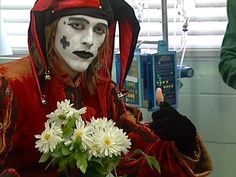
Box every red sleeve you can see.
[0,168,20,177]
[0,75,17,165]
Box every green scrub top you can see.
[219,0,236,89]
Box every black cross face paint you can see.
[60,35,70,49]
[54,15,108,72]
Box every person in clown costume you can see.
[0,0,212,176]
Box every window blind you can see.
[126,0,227,53]
[0,0,33,56]
[0,0,227,56]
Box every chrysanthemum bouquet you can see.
[35,99,131,177]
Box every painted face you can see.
[54,15,108,72]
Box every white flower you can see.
[35,121,63,153]
[35,98,133,175]
[88,117,116,130]
[70,120,93,150]
[87,142,100,159]
[57,99,74,110]
[76,107,87,115]
[69,107,87,121]
[46,99,74,125]
[93,119,131,158]
[46,99,87,126]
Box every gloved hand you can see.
[149,88,197,156]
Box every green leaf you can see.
[102,156,120,172]
[92,156,118,175]
[146,156,161,174]
[63,117,76,137]
[66,153,76,168]
[58,158,68,171]
[75,152,88,174]
[39,153,50,163]
[110,156,120,164]
[67,117,76,127]
[73,137,82,149]
[62,144,71,156]
[94,165,108,175]
[51,145,63,158]
[63,128,73,138]
[133,149,145,155]
[58,114,66,120]
[89,157,104,166]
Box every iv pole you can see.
[161,0,169,48]
[158,0,169,53]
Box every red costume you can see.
[0,0,212,177]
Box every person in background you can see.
[0,0,212,176]
[219,0,236,88]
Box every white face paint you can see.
[54,15,108,72]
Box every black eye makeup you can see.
[67,21,85,30]
[67,17,88,30]
[94,24,108,35]
[66,17,108,34]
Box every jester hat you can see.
[28,0,140,103]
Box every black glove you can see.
[149,101,197,156]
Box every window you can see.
[0,0,227,57]
[126,0,227,53]
[0,0,34,56]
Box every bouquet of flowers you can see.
[35,99,131,177]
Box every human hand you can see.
[155,87,164,104]
[149,88,197,156]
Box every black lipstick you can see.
[73,51,94,59]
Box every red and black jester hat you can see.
[28,0,140,103]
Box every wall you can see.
[0,57,18,63]
[176,50,236,177]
